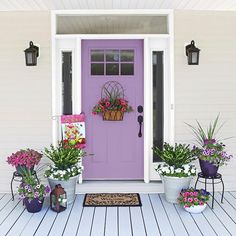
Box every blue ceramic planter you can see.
[24,197,44,213]
[199,159,219,177]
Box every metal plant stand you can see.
[194,172,224,209]
[10,171,39,200]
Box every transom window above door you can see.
[90,49,134,76]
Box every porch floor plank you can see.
[33,206,58,236]
[208,193,236,235]
[20,206,50,236]
[175,204,202,236]
[118,207,132,236]
[149,194,175,236]
[105,207,118,236]
[130,206,147,236]
[90,207,106,236]
[62,195,84,236]
[159,194,188,236]
[202,205,231,236]
[76,206,95,236]
[0,193,235,235]
[139,194,160,236]
[48,202,74,236]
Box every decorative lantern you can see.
[185,40,200,65]
[24,41,39,66]
[50,184,67,213]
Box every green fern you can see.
[153,143,196,168]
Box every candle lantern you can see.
[50,184,67,213]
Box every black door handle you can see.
[138,115,143,137]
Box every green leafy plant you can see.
[44,141,86,180]
[153,143,197,168]
[18,170,50,201]
[186,114,222,145]
[44,141,85,170]
[153,143,197,177]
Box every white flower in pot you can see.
[153,143,197,203]
[44,141,86,205]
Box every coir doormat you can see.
[83,193,142,207]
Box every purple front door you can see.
[82,40,144,179]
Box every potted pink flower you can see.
[178,188,210,213]
[7,149,42,175]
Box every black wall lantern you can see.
[185,40,200,65]
[24,41,39,66]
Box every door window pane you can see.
[121,63,134,75]
[153,51,164,162]
[62,52,72,115]
[91,63,104,75]
[91,50,104,62]
[121,50,134,62]
[106,63,119,75]
[106,50,119,62]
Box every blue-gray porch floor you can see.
[0,192,236,236]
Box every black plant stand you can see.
[194,172,224,209]
[10,171,39,201]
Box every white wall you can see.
[0,11,51,192]
[174,10,236,190]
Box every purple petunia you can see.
[45,186,51,193]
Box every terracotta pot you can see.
[102,110,124,121]
[199,159,219,177]
[24,197,44,213]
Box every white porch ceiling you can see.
[1,0,236,11]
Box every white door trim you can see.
[51,10,174,183]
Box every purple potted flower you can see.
[7,149,42,175]
[18,171,50,213]
[187,115,233,177]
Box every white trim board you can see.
[51,10,174,183]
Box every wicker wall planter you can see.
[103,110,124,121]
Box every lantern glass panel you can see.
[26,52,33,65]
[191,52,198,64]
[51,193,67,212]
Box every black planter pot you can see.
[199,159,219,177]
[24,197,44,213]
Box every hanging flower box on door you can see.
[92,81,133,121]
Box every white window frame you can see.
[51,10,174,183]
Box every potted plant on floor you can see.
[187,115,233,177]
[44,141,86,205]
[7,149,42,175]
[18,170,50,213]
[153,143,197,203]
[178,188,210,213]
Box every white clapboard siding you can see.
[0,11,52,193]
[174,10,236,191]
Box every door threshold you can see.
[76,180,163,194]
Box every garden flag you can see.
[61,114,86,149]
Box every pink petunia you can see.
[188,198,193,203]
[194,198,199,202]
